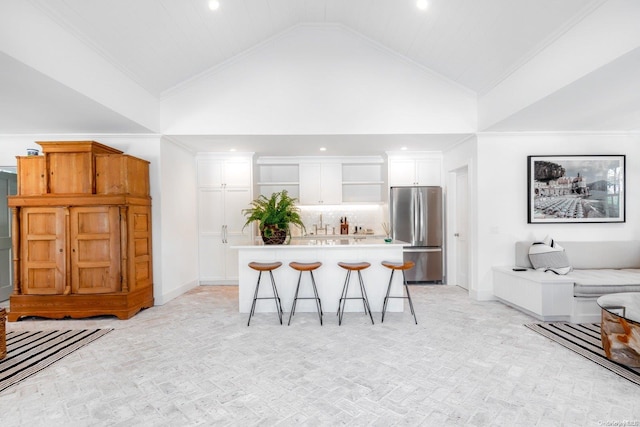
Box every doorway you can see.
[451,167,469,290]
[0,169,17,302]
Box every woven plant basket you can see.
[0,308,6,360]
[261,227,287,245]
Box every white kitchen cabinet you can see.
[197,155,253,283]
[299,163,342,204]
[198,157,252,188]
[256,163,299,198]
[388,156,442,187]
[342,163,385,203]
[256,156,384,204]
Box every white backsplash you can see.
[293,204,388,237]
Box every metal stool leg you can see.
[338,270,352,325]
[269,270,283,324]
[357,271,368,315]
[309,271,323,325]
[381,269,395,323]
[247,271,263,326]
[337,270,351,316]
[287,271,303,326]
[402,271,418,325]
[358,271,375,325]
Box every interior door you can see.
[455,169,469,290]
[0,171,17,301]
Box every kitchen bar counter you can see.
[234,239,407,315]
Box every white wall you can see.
[161,24,477,135]
[474,132,640,299]
[156,138,198,303]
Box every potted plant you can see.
[242,190,306,244]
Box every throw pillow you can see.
[528,236,573,275]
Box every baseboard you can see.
[155,279,198,305]
[199,280,238,286]
[471,289,496,301]
[496,297,570,322]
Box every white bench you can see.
[493,241,640,323]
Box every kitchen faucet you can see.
[313,214,327,235]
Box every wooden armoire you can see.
[7,141,154,321]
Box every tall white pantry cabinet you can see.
[197,155,253,283]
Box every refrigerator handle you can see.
[413,190,419,246]
[418,189,424,242]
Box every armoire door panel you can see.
[129,206,152,290]
[70,206,120,294]
[48,152,93,194]
[135,260,150,282]
[17,156,46,195]
[20,207,65,295]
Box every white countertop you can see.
[232,238,407,249]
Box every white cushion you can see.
[515,241,640,269]
[569,269,640,296]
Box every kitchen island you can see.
[234,238,407,315]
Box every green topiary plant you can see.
[242,190,305,244]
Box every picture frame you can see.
[527,155,625,223]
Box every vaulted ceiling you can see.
[1,0,639,154]
[29,0,598,96]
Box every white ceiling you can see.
[2,0,639,156]
[485,46,640,133]
[166,133,471,156]
[0,52,149,134]
[31,0,598,97]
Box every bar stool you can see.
[247,261,283,326]
[381,261,418,324]
[337,262,374,325]
[288,261,323,325]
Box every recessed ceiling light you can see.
[229,148,236,152]
[401,146,408,151]
[320,147,327,152]
[416,0,428,11]
[208,0,220,11]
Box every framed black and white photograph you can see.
[528,155,625,223]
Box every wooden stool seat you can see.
[381,260,415,271]
[337,262,374,325]
[338,262,371,271]
[289,261,322,271]
[247,261,283,326]
[249,261,283,272]
[381,260,418,324]
[288,261,323,325]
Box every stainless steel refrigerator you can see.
[390,186,443,283]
